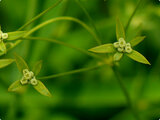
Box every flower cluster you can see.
[113,38,132,53]
[0,31,8,41]
[20,69,38,86]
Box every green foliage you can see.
[8,54,52,97]
[7,31,26,41]
[88,44,116,53]
[116,18,126,40]
[0,0,158,119]
[0,59,15,68]
[130,36,146,47]
[126,50,151,65]
[89,18,150,65]
[32,60,43,76]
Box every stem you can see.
[74,0,101,45]
[22,37,104,61]
[18,0,63,30]
[23,16,101,45]
[125,0,143,33]
[39,63,103,80]
[112,66,140,120]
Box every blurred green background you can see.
[0,0,160,119]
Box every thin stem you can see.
[23,16,101,45]
[112,66,140,120]
[125,0,143,33]
[18,0,63,30]
[39,63,103,80]
[22,37,105,61]
[74,0,102,45]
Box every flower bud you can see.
[30,77,38,86]
[2,33,8,39]
[118,47,124,52]
[20,77,28,85]
[23,69,29,74]
[113,42,120,48]
[118,38,126,48]
[126,43,131,47]
[125,46,132,53]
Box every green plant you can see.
[0,0,152,119]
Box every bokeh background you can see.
[0,0,160,119]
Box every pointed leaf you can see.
[8,80,27,93]
[113,52,123,61]
[116,18,125,40]
[0,59,15,68]
[33,80,52,97]
[32,60,42,76]
[130,36,146,47]
[0,41,6,54]
[89,44,116,53]
[14,53,29,73]
[126,50,150,65]
[7,31,26,41]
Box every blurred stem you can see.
[18,0,63,30]
[39,63,104,80]
[125,0,143,33]
[22,37,104,61]
[112,66,140,120]
[74,0,101,45]
[23,17,101,45]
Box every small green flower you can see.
[88,18,150,65]
[113,42,119,48]
[20,77,28,85]
[30,77,38,86]
[118,38,126,48]
[0,26,26,56]
[8,54,52,97]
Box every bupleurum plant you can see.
[8,54,51,97]
[89,18,150,65]
[0,0,151,119]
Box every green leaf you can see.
[0,41,6,54]
[8,80,27,93]
[32,60,42,76]
[113,52,123,61]
[14,53,29,73]
[126,50,151,65]
[7,31,26,41]
[89,44,116,53]
[33,80,52,97]
[0,59,15,68]
[130,36,146,47]
[116,18,125,40]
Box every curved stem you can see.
[22,37,104,61]
[39,63,104,80]
[74,0,101,44]
[18,0,63,30]
[112,66,140,120]
[125,0,143,33]
[23,16,101,45]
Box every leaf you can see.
[126,50,151,65]
[113,52,123,61]
[130,36,146,47]
[116,18,125,40]
[33,80,52,97]
[14,53,29,73]
[32,60,42,76]
[0,59,15,68]
[8,80,27,93]
[0,41,6,54]
[89,44,116,53]
[7,31,26,41]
